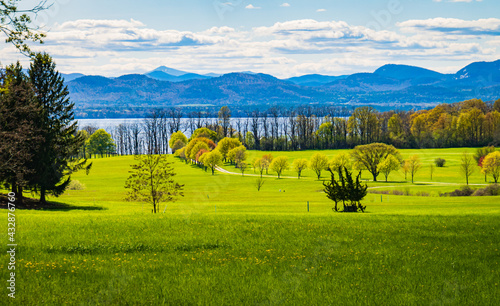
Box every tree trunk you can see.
[40,188,47,204]
[17,186,23,205]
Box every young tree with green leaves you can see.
[351,143,401,182]
[292,158,308,179]
[481,151,500,183]
[460,152,475,185]
[270,156,289,179]
[201,150,223,175]
[309,152,329,180]
[377,155,401,182]
[125,154,184,213]
[169,131,188,154]
[87,129,116,158]
[404,155,421,184]
[29,53,91,204]
[329,152,351,174]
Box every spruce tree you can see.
[0,62,41,204]
[28,53,91,204]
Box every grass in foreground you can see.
[1,148,499,305]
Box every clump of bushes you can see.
[435,158,446,167]
[440,186,474,197]
[472,184,500,196]
[368,189,430,197]
[440,184,500,197]
[67,180,85,190]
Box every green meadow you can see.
[2,148,500,305]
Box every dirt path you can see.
[215,166,489,188]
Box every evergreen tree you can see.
[28,53,91,204]
[0,62,41,204]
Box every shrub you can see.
[391,190,404,196]
[415,191,430,197]
[472,184,500,196]
[68,180,85,190]
[442,186,475,197]
[435,158,446,167]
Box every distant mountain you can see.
[61,73,86,82]
[286,74,348,87]
[145,71,211,82]
[147,66,190,77]
[455,59,500,84]
[374,64,446,81]
[67,60,500,118]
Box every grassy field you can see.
[2,148,500,305]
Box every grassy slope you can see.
[2,148,500,305]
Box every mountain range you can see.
[66,60,500,118]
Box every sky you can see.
[2,0,500,78]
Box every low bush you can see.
[68,180,85,190]
[472,184,500,196]
[435,158,446,167]
[441,186,475,197]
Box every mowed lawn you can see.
[2,148,500,305]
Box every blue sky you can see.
[3,0,500,77]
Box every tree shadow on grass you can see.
[0,194,106,211]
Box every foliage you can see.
[0,62,41,202]
[434,158,446,167]
[481,151,500,183]
[227,145,247,165]
[189,127,218,142]
[404,155,421,184]
[459,152,475,185]
[28,53,91,203]
[270,156,289,179]
[323,167,367,212]
[472,184,500,196]
[328,152,351,173]
[254,177,265,191]
[377,155,401,182]
[441,186,475,197]
[201,150,223,175]
[261,154,273,174]
[217,137,242,161]
[67,180,85,190]
[87,129,116,157]
[351,143,401,182]
[169,131,188,153]
[309,152,329,180]
[125,154,184,213]
[0,0,47,55]
[292,158,308,179]
[189,142,210,161]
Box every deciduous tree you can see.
[292,158,308,179]
[377,155,401,182]
[309,152,329,180]
[87,129,116,158]
[125,154,184,213]
[481,151,500,183]
[351,143,401,182]
[270,156,289,179]
[460,152,475,185]
[404,155,421,184]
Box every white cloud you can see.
[398,18,500,36]
[316,9,326,12]
[280,3,290,7]
[2,17,497,78]
[245,4,261,10]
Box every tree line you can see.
[94,99,500,157]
